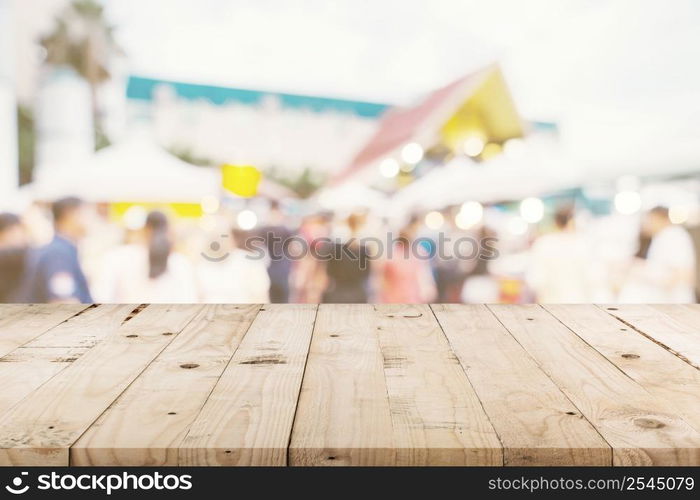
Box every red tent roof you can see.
[333,67,493,184]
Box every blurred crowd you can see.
[0,197,696,304]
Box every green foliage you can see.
[95,125,111,151]
[167,147,214,167]
[266,166,326,199]
[40,0,123,149]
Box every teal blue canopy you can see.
[126,76,390,119]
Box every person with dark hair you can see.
[526,204,592,302]
[144,211,172,279]
[460,225,500,303]
[620,206,695,302]
[93,210,197,302]
[0,213,30,302]
[321,212,371,303]
[258,201,294,303]
[23,197,93,303]
[434,206,470,302]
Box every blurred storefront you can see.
[125,75,390,176]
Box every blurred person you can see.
[292,212,331,302]
[614,231,652,300]
[0,213,30,303]
[81,202,124,288]
[433,207,470,302]
[199,228,270,303]
[526,205,592,303]
[258,200,293,303]
[379,215,436,303]
[23,197,93,303]
[321,212,371,303]
[94,210,197,303]
[461,225,500,303]
[619,206,696,303]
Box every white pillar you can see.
[0,0,19,205]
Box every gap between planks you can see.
[544,305,700,436]
[1,304,699,466]
[489,304,700,466]
[0,305,204,465]
[71,304,264,465]
[599,304,700,370]
[431,304,611,465]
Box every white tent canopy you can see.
[313,182,388,213]
[29,134,219,204]
[389,147,578,216]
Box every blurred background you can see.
[2,0,700,304]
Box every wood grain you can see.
[375,304,501,465]
[0,304,698,466]
[0,305,32,323]
[602,304,700,369]
[24,304,138,349]
[0,304,203,465]
[546,304,700,434]
[179,304,316,466]
[0,304,88,358]
[0,347,89,416]
[289,304,395,465]
[291,304,502,465]
[0,304,135,417]
[433,304,610,465]
[490,304,700,465]
[71,304,261,465]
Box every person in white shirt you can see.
[94,211,198,303]
[198,228,270,303]
[527,205,592,303]
[620,206,696,303]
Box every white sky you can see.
[12,0,700,176]
[104,0,700,119]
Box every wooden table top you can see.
[0,303,698,467]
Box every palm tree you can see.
[40,0,123,148]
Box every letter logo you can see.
[5,472,29,495]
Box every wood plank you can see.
[601,304,700,369]
[373,304,501,465]
[290,304,501,465]
[653,303,700,328]
[0,304,88,358]
[71,304,261,466]
[0,304,32,322]
[0,305,137,417]
[489,304,700,465]
[0,304,203,466]
[0,347,89,416]
[433,304,610,465]
[289,304,395,466]
[179,304,316,466]
[546,305,700,435]
[24,304,139,349]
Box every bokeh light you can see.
[519,197,544,223]
[236,209,258,230]
[614,191,642,215]
[379,158,400,178]
[401,142,424,164]
[455,201,483,229]
[424,210,444,230]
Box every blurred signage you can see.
[221,164,262,197]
